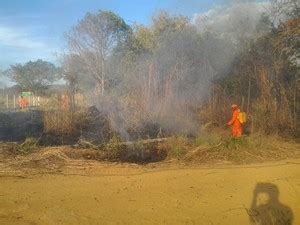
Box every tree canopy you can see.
[8,59,58,93]
[65,10,131,96]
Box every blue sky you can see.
[0,0,225,69]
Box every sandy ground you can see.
[0,156,299,225]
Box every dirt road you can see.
[1,159,299,225]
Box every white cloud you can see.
[0,23,61,69]
[0,25,47,49]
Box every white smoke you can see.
[192,1,271,41]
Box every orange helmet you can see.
[231,104,238,108]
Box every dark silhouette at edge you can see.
[248,182,293,225]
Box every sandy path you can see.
[0,160,299,225]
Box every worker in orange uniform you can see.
[19,96,28,110]
[227,104,242,137]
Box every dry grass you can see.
[43,110,87,135]
[183,132,300,164]
[1,128,298,166]
[161,136,192,159]
[68,131,300,164]
[0,138,39,156]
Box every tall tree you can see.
[0,70,5,88]
[8,59,58,94]
[66,10,130,96]
[61,54,81,111]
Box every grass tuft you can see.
[17,138,39,154]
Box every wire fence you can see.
[0,93,87,113]
[0,94,40,112]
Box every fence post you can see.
[13,95,16,109]
[6,94,8,108]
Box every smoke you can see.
[88,28,232,139]
[192,1,270,42]
[70,2,270,140]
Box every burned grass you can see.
[76,136,168,164]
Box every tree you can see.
[61,54,81,111]
[0,70,5,89]
[66,10,130,96]
[274,17,300,65]
[126,11,188,55]
[152,11,188,38]
[115,12,227,133]
[8,59,58,94]
[271,0,300,21]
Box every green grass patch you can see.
[17,138,39,154]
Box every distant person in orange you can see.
[227,104,242,137]
[61,94,70,111]
[19,96,28,110]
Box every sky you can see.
[0,0,227,70]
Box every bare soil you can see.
[0,146,299,225]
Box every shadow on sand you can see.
[248,182,293,225]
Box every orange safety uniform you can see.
[19,97,28,109]
[227,107,242,137]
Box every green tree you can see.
[8,59,58,94]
